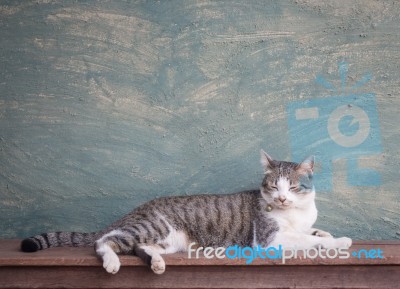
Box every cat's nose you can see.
[278,196,286,203]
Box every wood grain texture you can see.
[1,240,400,267]
[0,1,399,241]
[1,266,400,289]
[0,240,400,288]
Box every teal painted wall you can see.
[0,0,399,240]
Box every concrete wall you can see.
[0,0,399,240]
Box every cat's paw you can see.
[334,237,352,249]
[103,252,121,274]
[151,255,166,274]
[321,236,352,249]
[312,229,333,238]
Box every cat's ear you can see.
[297,155,315,174]
[260,149,274,173]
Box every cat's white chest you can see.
[269,204,317,233]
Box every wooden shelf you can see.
[1,240,399,288]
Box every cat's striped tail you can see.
[21,232,100,252]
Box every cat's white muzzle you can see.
[275,200,293,209]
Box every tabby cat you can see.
[21,150,352,274]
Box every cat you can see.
[21,150,352,274]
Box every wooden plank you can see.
[1,240,400,266]
[0,265,399,289]
[1,240,400,288]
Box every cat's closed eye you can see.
[300,184,311,191]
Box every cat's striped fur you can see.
[21,150,352,274]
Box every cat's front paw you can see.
[335,237,352,249]
[151,255,166,274]
[321,236,352,249]
[103,252,121,274]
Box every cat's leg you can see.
[134,230,188,275]
[309,228,333,238]
[137,245,166,274]
[96,242,120,274]
[271,231,352,250]
[94,230,134,274]
[133,216,189,274]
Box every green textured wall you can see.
[0,0,399,240]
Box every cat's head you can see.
[260,150,315,210]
